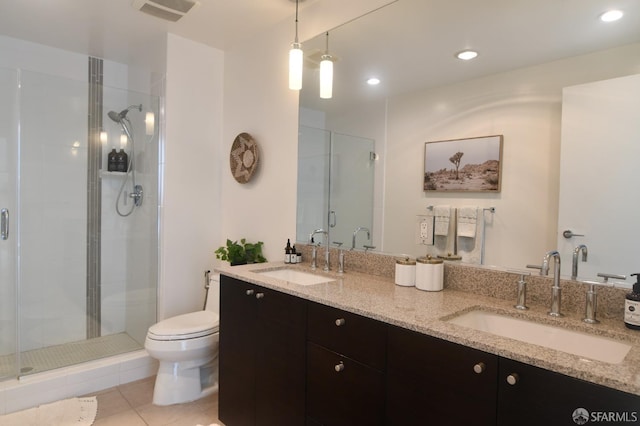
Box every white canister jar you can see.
[415,256,444,291]
[395,257,416,287]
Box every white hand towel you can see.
[434,205,450,236]
[457,206,478,238]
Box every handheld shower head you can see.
[108,110,122,123]
[107,104,143,123]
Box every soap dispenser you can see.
[107,148,118,172]
[116,149,129,172]
[624,273,640,330]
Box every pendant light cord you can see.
[294,0,299,43]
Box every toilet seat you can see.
[147,310,219,341]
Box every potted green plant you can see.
[215,238,267,266]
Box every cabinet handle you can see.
[473,362,486,374]
[334,361,345,372]
[335,318,346,326]
[506,373,519,385]
[255,292,265,299]
[246,289,255,296]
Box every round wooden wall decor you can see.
[230,132,259,184]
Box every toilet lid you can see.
[147,310,219,341]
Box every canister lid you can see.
[417,255,443,264]
[396,257,416,265]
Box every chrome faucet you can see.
[309,229,330,271]
[583,272,626,323]
[351,227,370,250]
[571,244,588,280]
[540,250,563,317]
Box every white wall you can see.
[161,34,224,319]
[382,43,640,270]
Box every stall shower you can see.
[0,60,159,381]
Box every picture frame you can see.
[424,135,503,192]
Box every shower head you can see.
[107,104,143,123]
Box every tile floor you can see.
[88,376,224,426]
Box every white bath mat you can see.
[0,396,97,426]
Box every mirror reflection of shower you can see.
[107,104,144,217]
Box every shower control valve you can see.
[129,184,144,207]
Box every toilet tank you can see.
[204,273,220,314]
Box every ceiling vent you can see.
[132,0,199,22]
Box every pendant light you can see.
[289,0,303,90]
[319,32,333,99]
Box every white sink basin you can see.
[256,268,335,286]
[447,310,631,364]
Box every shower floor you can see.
[0,332,142,379]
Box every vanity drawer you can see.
[307,302,387,370]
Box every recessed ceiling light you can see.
[367,77,381,85]
[456,50,478,60]
[600,10,624,22]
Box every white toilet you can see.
[144,273,220,405]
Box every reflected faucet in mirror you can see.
[541,250,563,317]
[352,227,370,250]
[572,244,588,280]
[310,229,329,271]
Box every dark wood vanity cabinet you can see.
[219,276,640,426]
[386,325,499,425]
[219,275,307,426]
[306,302,387,426]
[497,357,640,426]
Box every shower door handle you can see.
[1,208,8,240]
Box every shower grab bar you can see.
[1,208,8,240]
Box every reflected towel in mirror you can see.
[434,205,450,236]
[458,206,478,238]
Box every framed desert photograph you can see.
[424,135,503,192]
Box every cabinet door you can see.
[498,357,640,426]
[219,275,257,426]
[255,287,307,426]
[386,326,498,425]
[307,342,385,426]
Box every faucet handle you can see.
[525,264,543,271]
[333,241,343,247]
[363,245,376,252]
[506,268,531,276]
[580,279,604,324]
[508,269,529,310]
[596,272,626,283]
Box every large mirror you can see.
[297,0,640,279]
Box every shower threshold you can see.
[0,332,142,379]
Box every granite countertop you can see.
[216,261,640,396]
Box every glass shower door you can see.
[0,67,18,380]
[296,126,375,249]
[328,133,375,250]
[296,126,331,244]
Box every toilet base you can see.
[152,357,219,406]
